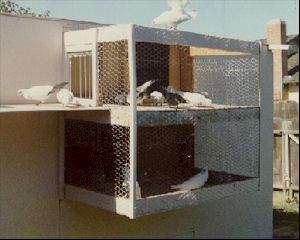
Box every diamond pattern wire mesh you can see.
[194,108,260,178]
[137,124,195,197]
[98,40,129,105]
[193,56,259,106]
[137,107,259,196]
[65,120,130,198]
[98,41,194,106]
[66,39,260,201]
[135,42,193,93]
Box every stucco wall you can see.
[0,112,60,238]
[0,14,273,239]
[0,111,272,238]
[0,14,102,105]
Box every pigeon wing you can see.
[48,82,69,95]
[27,86,54,101]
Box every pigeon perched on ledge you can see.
[115,80,157,105]
[17,82,69,105]
[167,86,212,106]
[57,89,74,107]
[171,166,209,191]
[122,166,142,198]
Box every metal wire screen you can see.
[137,124,195,197]
[98,40,129,104]
[66,38,260,201]
[65,120,130,198]
[98,41,195,106]
[137,107,259,197]
[193,56,259,106]
[194,108,260,178]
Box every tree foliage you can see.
[0,0,50,17]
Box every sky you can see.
[14,0,299,41]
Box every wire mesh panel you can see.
[137,124,195,198]
[135,42,193,94]
[98,40,129,104]
[195,108,260,178]
[65,119,131,198]
[193,56,259,106]
[136,107,259,197]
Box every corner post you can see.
[128,24,137,219]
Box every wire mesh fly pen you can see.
[63,24,267,218]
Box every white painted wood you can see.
[289,134,299,145]
[128,24,137,219]
[135,178,259,217]
[92,28,100,106]
[0,104,109,113]
[258,43,273,232]
[284,133,290,190]
[64,44,93,53]
[64,28,96,46]
[70,24,259,53]
[65,185,132,217]
[133,25,260,54]
[268,44,290,50]
[97,24,131,42]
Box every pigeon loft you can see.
[62,24,270,219]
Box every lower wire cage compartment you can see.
[64,107,260,218]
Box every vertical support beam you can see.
[92,28,99,106]
[83,54,88,98]
[58,112,65,200]
[281,132,287,195]
[259,43,273,236]
[169,46,181,90]
[284,132,290,197]
[128,24,137,219]
[282,120,292,199]
[179,46,193,92]
[79,56,82,98]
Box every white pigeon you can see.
[122,166,142,198]
[56,89,74,107]
[125,80,157,105]
[17,82,69,105]
[153,0,197,30]
[168,86,212,105]
[171,166,209,191]
[150,91,165,105]
[136,80,156,94]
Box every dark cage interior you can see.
[98,41,193,105]
[65,120,197,198]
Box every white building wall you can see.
[0,14,273,239]
[0,14,102,105]
[0,15,65,104]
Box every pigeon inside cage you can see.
[65,119,254,199]
[98,39,259,108]
[98,40,214,107]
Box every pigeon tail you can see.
[53,82,69,90]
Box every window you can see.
[68,52,93,99]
